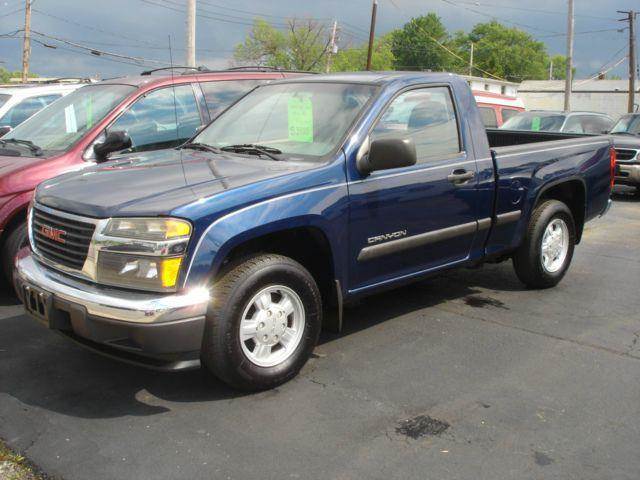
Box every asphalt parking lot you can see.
[1,190,639,480]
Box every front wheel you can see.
[201,254,322,391]
[2,220,28,291]
[512,200,576,289]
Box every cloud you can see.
[0,0,635,79]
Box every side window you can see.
[200,80,266,118]
[501,108,520,123]
[0,94,61,128]
[109,84,201,152]
[563,116,584,133]
[371,86,460,163]
[582,116,613,134]
[478,106,498,128]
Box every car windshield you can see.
[0,93,10,110]
[611,115,640,135]
[2,84,136,152]
[501,112,567,132]
[194,82,377,160]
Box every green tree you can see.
[233,19,329,71]
[330,34,395,72]
[0,67,37,83]
[390,14,456,71]
[465,21,548,81]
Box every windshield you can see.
[0,94,61,128]
[194,82,377,160]
[3,84,136,152]
[0,93,10,110]
[501,112,566,132]
[611,115,640,135]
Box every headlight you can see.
[96,217,192,292]
[103,217,191,241]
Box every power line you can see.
[0,6,23,18]
[440,0,562,35]
[31,8,162,47]
[30,30,169,65]
[449,1,619,21]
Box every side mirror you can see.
[93,130,132,162]
[357,137,417,175]
[0,126,12,137]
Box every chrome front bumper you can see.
[15,249,209,324]
[14,249,210,370]
[615,163,640,186]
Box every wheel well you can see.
[217,227,338,316]
[538,180,586,242]
[0,207,27,250]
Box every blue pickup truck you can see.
[15,72,615,390]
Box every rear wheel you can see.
[201,254,322,391]
[512,200,576,289]
[1,220,28,291]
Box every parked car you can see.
[0,67,309,285]
[611,113,640,136]
[501,110,614,134]
[473,90,525,127]
[0,81,87,135]
[15,72,615,390]
[609,114,640,194]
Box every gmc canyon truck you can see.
[15,72,615,391]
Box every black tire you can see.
[512,200,576,289]
[2,220,28,291]
[201,254,322,391]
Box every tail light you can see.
[610,147,616,188]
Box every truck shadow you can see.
[611,186,639,202]
[321,262,521,343]
[0,263,524,420]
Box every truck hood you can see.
[36,149,315,218]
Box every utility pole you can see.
[366,0,378,71]
[549,59,553,80]
[468,42,474,76]
[21,0,32,83]
[185,0,196,67]
[618,10,637,113]
[564,0,574,111]
[326,21,338,73]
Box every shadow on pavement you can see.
[1,257,526,420]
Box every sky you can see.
[0,0,637,81]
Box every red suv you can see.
[0,68,307,285]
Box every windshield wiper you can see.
[610,131,636,136]
[221,144,283,161]
[179,142,221,153]
[0,138,43,156]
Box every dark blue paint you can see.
[36,72,613,301]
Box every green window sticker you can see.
[288,96,313,143]
[531,116,541,131]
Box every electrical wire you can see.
[30,30,169,65]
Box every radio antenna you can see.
[168,35,180,146]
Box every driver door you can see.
[348,86,480,291]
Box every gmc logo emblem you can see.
[40,225,67,244]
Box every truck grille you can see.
[32,207,96,270]
[614,148,638,163]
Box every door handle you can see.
[447,169,475,185]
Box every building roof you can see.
[519,79,640,93]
